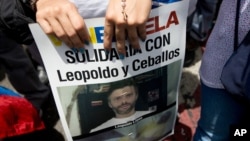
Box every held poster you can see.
[29,1,189,140]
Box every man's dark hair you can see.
[106,78,138,98]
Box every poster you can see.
[29,1,189,140]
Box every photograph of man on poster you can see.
[90,78,152,133]
[58,65,176,137]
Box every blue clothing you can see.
[194,1,250,140]
[0,86,20,97]
[153,0,181,3]
[193,82,250,141]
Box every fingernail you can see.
[71,48,78,53]
[79,48,85,53]
[84,40,89,45]
[119,54,125,60]
[141,37,147,42]
[105,50,110,55]
[135,48,141,52]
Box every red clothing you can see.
[0,95,44,139]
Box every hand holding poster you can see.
[29,1,189,140]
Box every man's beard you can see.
[116,102,134,115]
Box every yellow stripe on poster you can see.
[89,27,97,44]
[48,35,62,47]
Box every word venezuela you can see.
[57,11,181,83]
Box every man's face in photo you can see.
[108,85,138,118]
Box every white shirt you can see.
[90,111,151,132]
[68,0,190,18]
[69,0,109,18]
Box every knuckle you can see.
[128,19,145,26]
[74,22,85,32]
[55,30,65,39]
[105,14,115,22]
[44,29,53,35]
[105,14,112,20]
[116,21,126,27]
[52,6,61,14]
[127,21,137,26]
[67,30,77,38]
[104,30,113,39]
[36,12,43,19]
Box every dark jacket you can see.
[0,0,36,44]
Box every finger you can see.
[137,23,147,41]
[115,24,126,55]
[36,10,54,34]
[104,19,115,51]
[37,18,72,47]
[37,19,53,35]
[68,9,90,47]
[127,26,140,49]
[47,17,73,47]
[57,14,85,48]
